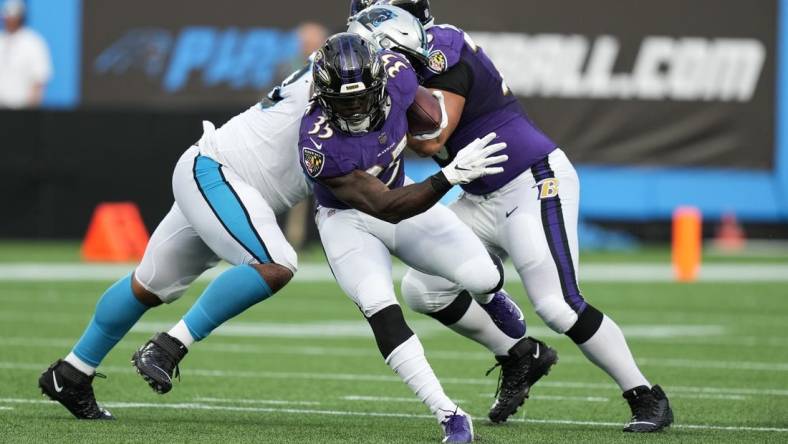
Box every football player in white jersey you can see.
[38,65,315,420]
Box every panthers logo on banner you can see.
[428,50,447,73]
[302,148,325,177]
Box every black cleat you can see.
[132,332,188,394]
[623,384,674,432]
[38,360,113,420]
[487,337,558,424]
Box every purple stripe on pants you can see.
[533,157,587,314]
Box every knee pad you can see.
[133,267,190,304]
[488,252,505,293]
[455,255,502,295]
[365,304,415,359]
[534,297,579,333]
[354,275,398,318]
[272,243,298,275]
[401,271,471,326]
[400,271,429,314]
[400,270,459,315]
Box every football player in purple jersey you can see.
[299,27,516,442]
[350,0,673,432]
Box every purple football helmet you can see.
[312,32,387,135]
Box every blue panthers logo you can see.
[93,27,300,93]
[356,7,397,28]
[94,29,173,77]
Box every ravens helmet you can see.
[312,33,387,135]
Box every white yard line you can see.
[129,322,725,341]
[671,393,749,401]
[341,395,468,404]
[3,361,788,398]
[193,397,320,406]
[0,319,728,342]
[131,320,448,339]
[479,392,747,401]
[477,394,611,403]
[0,397,785,433]
[638,357,788,372]
[536,380,788,397]
[7,334,788,374]
[2,262,788,282]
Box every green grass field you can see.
[1,259,788,444]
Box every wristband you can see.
[429,171,453,194]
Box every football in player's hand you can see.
[407,87,442,137]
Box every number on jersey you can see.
[381,54,409,78]
[308,115,334,139]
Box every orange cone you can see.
[714,212,746,252]
[672,206,702,282]
[81,202,150,262]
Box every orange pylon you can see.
[81,202,149,262]
[672,207,702,282]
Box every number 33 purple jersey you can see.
[300,50,418,210]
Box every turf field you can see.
[1,254,787,443]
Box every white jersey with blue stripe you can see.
[198,66,313,216]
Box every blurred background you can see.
[2,0,786,262]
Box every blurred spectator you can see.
[297,22,329,58]
[277,22,328,78]
[0,0,52,109]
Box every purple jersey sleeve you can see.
[425,25,465,75]
[299,109,358,180]
[379,50,419,110]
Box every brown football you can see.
[407,86,442,136]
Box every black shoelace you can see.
[485,363,505,398]
[486,359,529,399]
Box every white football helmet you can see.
[348,5,430,66]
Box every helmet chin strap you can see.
[344,116,373,134]
[340,97,391,135]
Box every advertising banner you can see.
[80,0,776,169]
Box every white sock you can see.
[448,300,521,356]
[386,335,458,422]
[577,315,650,391]
[64,352,96,376]
[168,319,196,348]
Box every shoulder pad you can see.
[299,111,356,179]
[426,24,466,74]
[380,51,418,108]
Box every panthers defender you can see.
[301,28,518,442]
[37,65,314,419]
[352,0,673,432]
